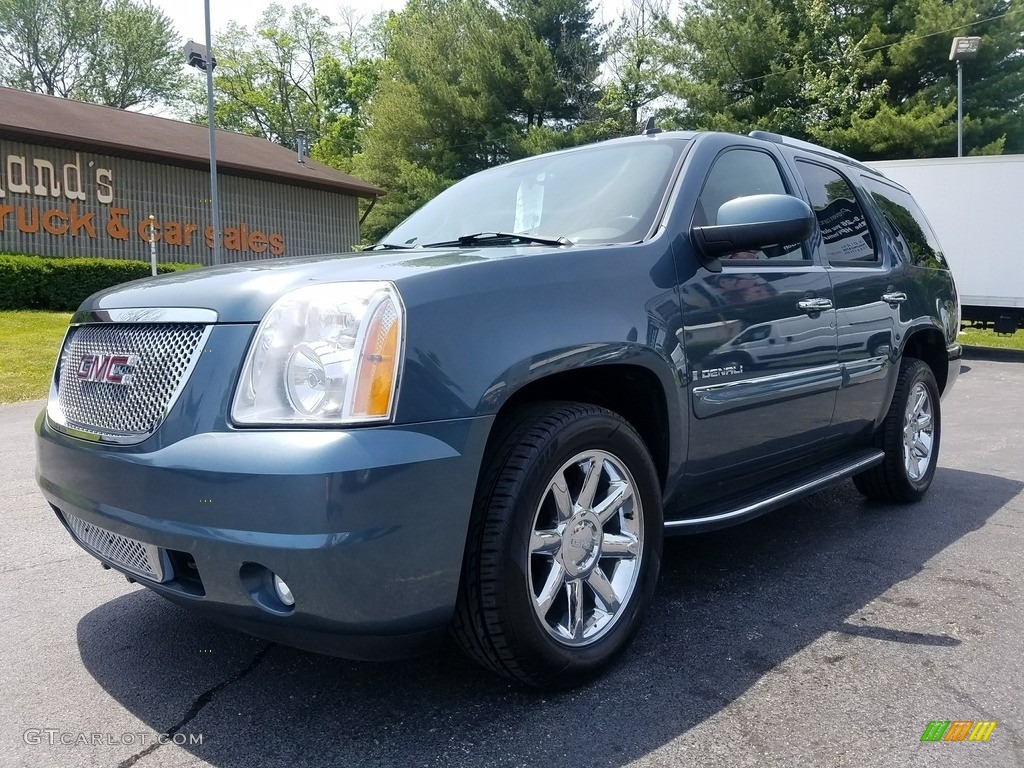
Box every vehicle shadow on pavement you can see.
[76,467,1021,768]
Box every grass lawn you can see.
[0,311,71,403]
[958,326,1024,351]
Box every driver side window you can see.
[696,149,807,261]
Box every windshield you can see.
[381,139,687,248]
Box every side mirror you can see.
[691,194,815,272]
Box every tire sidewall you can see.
[496,411,663,683]
[895,361,942,497]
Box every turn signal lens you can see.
[351,296,401,418]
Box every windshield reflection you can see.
[382,139,687,248]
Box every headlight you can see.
[231,282,404,425]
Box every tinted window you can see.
[861,176,948,269]
[696,149,806,261]
[795,161,877,263]
[383,140,686,247]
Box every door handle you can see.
[797,297,833,314]
[882,291,908,306]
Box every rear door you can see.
[790,158,902,437]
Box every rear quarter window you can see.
[861,176,949,269]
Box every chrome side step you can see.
[665,449,885,532]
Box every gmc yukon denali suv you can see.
[35,130,961,688]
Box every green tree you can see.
[355,0,521,240]
[813,0,1024,157]
[502,0,607,125]
[660,0,1024,158]
[196,3,381,169]
[600,0,672,134]
[0,0,184,109]
[660,0,807,135]
[310,54,381,167]
[198,4,334,148]
[353,0,613,241]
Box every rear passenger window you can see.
[795,161,877,264]
[861,176,948,269]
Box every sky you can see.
[157,0,403,43]
[154,0,628,46]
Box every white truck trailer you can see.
[869,155,1024,334]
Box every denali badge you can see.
[76,354,139,386]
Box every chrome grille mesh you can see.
[52,323,207,443]
[64,512,167,582]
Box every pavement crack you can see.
[0,554,87,575]
[116,643,274,768]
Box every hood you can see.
[79,246,561,323]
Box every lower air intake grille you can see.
[63,512,167,582]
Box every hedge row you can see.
[0,254,201,312]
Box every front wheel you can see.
[854,358,941,503]
[452,403,663,688]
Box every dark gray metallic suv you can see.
[35,130,961,688]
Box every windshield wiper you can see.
[422,232,572,248]
[367,242,419,250]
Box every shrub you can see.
[0,254,200,311]
[0,255,46,311]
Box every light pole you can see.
[949,36,982,158]
[184,6,222,266]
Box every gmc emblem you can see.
[76,354,139,386]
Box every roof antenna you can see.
[641,117,662,136]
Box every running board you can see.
[664,449,885,533]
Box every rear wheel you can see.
[452,402,663,688]
[854,358,941,503]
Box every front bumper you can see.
[36,411,493,660]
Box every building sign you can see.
[0,146,285,256]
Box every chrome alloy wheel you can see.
[903,381,935,482]
[528,449,644,647]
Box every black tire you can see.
[854,358,941,503]
[451,402,663,688]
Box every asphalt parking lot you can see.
[1,356,1022,768]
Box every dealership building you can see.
[0,87,381,264]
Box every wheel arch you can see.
[489,362,677,490]
[901,324,950,394]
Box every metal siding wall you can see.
[0,139,361,263]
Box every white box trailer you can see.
[868,155,1024,333]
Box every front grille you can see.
[49,323,209,444]
[63,512,168,582]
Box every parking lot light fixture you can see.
[949,36,982,158]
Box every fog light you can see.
[272,574,295,606]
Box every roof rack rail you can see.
[748,130,882,175]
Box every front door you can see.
[678,144,840,503]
